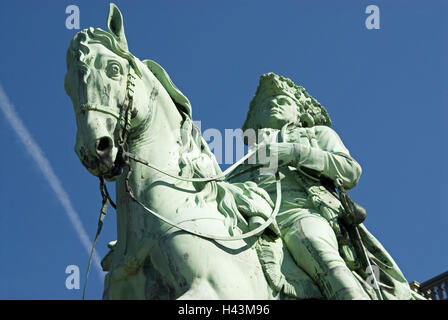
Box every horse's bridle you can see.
[76,104,121,120]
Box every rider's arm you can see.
[292,126,362,190]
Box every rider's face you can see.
[253,95,300,130]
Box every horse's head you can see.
[64,4,145,180]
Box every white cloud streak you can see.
[0,84,104,281]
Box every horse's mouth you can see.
[103,161,125,181]
[78,144,123,180]
[81,154,123,181]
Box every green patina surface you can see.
[64,3,422,300]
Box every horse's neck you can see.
[127,68,185,175]
[129,77,197,199]
[114,77,198,250]
[133,98,181,168]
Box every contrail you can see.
[0,84,104,281]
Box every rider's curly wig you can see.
[242,73,331,133]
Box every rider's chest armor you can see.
[281,125,318,147]
[283,126,344,217]
[243,126,359,269]
[238,126,342,216]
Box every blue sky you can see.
[0,0,447,299]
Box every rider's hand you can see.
[256,143,299,169]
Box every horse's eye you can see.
[106,62,122,79]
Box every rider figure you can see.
[232,73,412,300]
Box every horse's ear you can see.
[107,3,128,51]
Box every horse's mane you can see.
[66,28,274,236]
[66,28,141,77]
[144,61,276,236]
[141,55,274,236]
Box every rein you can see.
[122,145,281,241]
[82,177,114,300]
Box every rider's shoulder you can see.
[312,125,340,138]
[286,125,338,137]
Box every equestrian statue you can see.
[64,3,422,300]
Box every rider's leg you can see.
[282,214,370,300]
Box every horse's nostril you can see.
[97,137,111,152]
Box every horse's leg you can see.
[177,278,219,300]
